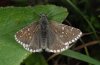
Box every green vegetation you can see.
[0,0,100,65]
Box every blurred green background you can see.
[0,0,100,65]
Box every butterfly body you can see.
[15,14,82,53]
[39,14,49,49]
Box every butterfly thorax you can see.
[39,14,48,48]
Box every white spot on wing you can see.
[28,28,30,31]
[62,27,64,30]
[61,48,65,51]
[71,27,73,31]
[68,41,71,44]
[62,32,64,34]
[30,49,33,52]
[57,50,60,52]
[65,42,68,45]
[72,39,75,42]
[66,46,69,49]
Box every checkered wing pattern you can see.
[46,21,82,53]
[15,22,42,52]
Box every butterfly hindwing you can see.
[15,14,82,53]
[15,22,42,52]
[46,21,82,53]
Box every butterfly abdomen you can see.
[40,24,47,39]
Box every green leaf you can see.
[62,50,100,65]
[0,34,30,65]
[32,5,68,22]
[0,5,68,65]
[24,53,48,65]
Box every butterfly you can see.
[15,14,82,53]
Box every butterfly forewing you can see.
[46,21,82,53]
[15,14,82,53]
[15,22,42,52]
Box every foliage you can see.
[0,0,100,65]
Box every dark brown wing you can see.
[15,22,42,52]
[46,21,82,53]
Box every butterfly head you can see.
[39,14,47,18]
[39,14,48,25]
